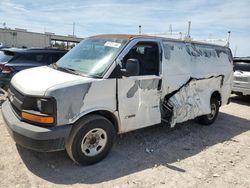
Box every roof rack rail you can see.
[195,31,231,47]
[142,22,231,47]
[146,32,185,40]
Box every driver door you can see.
[117,40,162,132]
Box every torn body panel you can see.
[160,40,233,127]
[161,41,232,96]
[162,76,223,127]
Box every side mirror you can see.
[122,59,140,76]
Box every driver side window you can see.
[122,41,160,76]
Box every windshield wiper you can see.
[52,63,82,76]
[89,74,102,78]
[51,63,59,70]
[59,66,83,76]
[52,63,101,78]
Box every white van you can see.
[2,34,233,165]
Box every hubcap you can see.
[208,103,216,120]
[81,128,107,157]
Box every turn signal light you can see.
[21,111,54,124]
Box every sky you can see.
[0,0,250,56]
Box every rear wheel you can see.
[197,98,219,125]
[66,114,115,165]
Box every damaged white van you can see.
[2,34,233,165]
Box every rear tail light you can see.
[0,64,4,71]
[1,65,14,73]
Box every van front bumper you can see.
[232,86,250,96]
[1,100,72,152]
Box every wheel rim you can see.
[81,128,107,157]
[207,103,216,120]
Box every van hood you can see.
[11,66,93,96]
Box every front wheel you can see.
[66,114,115,165]
[197,98,219,125]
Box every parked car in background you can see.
[232,57,250,96]
[0,48,67,89]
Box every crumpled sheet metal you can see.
[168,76,222,127]
[161,41,232,97]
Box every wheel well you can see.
[211,91,221,106]
[86,110,119,133]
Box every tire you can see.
[66,114,115,165]
[197,98,219,126]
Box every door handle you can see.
[157,79,162,90]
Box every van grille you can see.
[8,84,24,116]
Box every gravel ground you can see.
[0,95,250,188]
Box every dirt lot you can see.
[0,95,250,188]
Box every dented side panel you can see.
[45,79,117,126]
[162,41,232,95]
[161,41,233,127]
[118,76,161,132]
[116,39,232,132]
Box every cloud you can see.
[0,0,249,56]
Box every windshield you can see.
[234,62,250,72]
[56,38,127,77]
[0,51,13,62]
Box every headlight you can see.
[37,99,42,111]
[21,97,56,125]
[36,98,56,114]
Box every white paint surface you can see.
[118,76,162,133]
[232,70,250,95]
[11,66,92,95]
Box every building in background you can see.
[0,28,83,49]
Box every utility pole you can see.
[139,25,142,35]
[184,21,192,41]
[187,21,191,39]
[44,26,46,47]
[73,22,75,37]
[226,31,231,47]
[169,24,172,35]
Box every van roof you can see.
[91,34,178,40]
[91,34,228,48]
